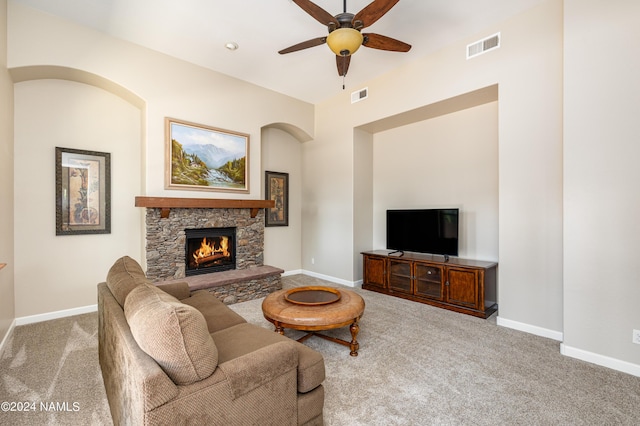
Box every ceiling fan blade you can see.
[292,0,339,27]
[336,54,351,77]
[352,0,400,29]
[279,36,327,54]
[362,33,411,52]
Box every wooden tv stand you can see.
[362,250,498,318]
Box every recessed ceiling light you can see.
[225,42,239,51]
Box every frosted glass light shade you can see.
[326,28,363,56]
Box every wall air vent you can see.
[351,87,368,104]
[467,32,500,59]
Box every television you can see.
[386,208,459,256]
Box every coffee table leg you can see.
[273,321,285,335]
[349,321,360,357]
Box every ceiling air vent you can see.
[467,32,500,59]
[351,87,368,104]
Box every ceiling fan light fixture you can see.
[326,28,363,56]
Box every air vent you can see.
[467,32,500,59]
[351,87,368,104]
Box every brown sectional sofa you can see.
[98,256,325,425]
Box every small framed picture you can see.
[165,117,249,193]
[55,147,111,235]
[265,171,289,227]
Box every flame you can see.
[193,236,230,264]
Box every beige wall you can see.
[262,127,302,272]
[7,2,313,318]
[7,2,314,201]
[563,0,640,372]
[13,79,143,317]
[0,0,15,344]
[371,102,499,261]
[305,0,563,334]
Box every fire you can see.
[193,236,230,264]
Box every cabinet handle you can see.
[445,281,449,286]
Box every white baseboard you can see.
[15,304,97,326]
[0,319,17,358]
[496,316,564,341]
[282,269,303,277]
[498,316,640,377]
[561,344,640,377]
[300,269,359,288]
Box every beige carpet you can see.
[1,274,639,425]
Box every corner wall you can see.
[0,0,15,347]
[563,0,640,374]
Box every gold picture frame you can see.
[165,117,249,193]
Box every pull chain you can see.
[342,55,346,90]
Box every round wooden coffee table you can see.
[262,286,365,356]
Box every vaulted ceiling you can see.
[12,0,546,104]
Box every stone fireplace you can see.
[137,197,282,304]
[144,207,265,281]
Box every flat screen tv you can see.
[386,208,459,256]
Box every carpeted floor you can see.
[1,274,639,425]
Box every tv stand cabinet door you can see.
[364,254,387,289]
[414,263,444,301]
[445,267,482,311]
[388,259,413,294]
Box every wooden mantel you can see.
[135,196,275,219]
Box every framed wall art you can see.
[165,118,249,193]
[265,171,289,227]
[55,147,111,235]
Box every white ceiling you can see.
[13,0,546,104]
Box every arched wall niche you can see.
[260,123,305,273]
[9,65,146,109]
[263,122,313,143]
[10,64,148,192]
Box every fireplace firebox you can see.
[185,227,236,276]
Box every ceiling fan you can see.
[279,0,411,78]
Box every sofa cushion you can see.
[212,323,325,394]
[106,256,149,306]
[181,290,246,333]
[124,284,218,385]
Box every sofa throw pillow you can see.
[124,284,218,385]
[106,256,149,307]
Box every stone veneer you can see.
[144,207,266,281]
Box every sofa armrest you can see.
[218,341,298,399]
[144,341,300,425]
[155,281,191,300]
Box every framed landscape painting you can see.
[165,118,249,193]
[265,171,289,227]
[55,147,111,235]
